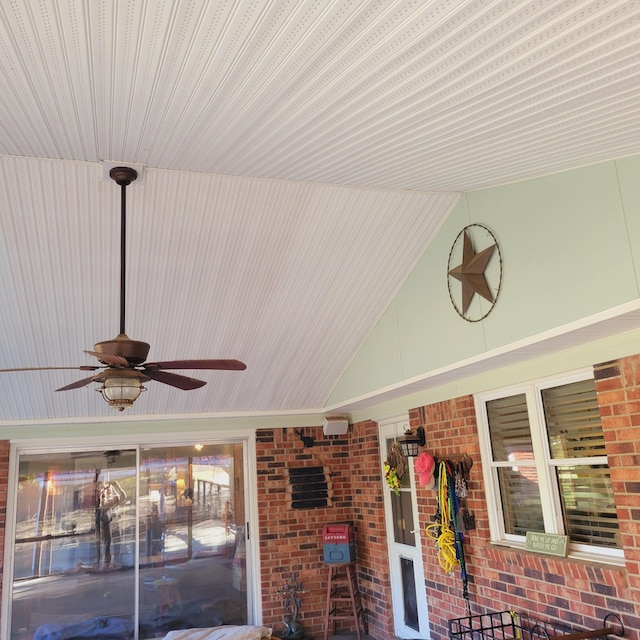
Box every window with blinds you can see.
[486,394,543,536]
[479,373,621,555]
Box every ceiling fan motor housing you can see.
[94,334,150,365]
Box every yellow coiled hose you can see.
[425,462,459,573]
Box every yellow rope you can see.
[425,462,459,573]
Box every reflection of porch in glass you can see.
[162,522,236,559]
[142,504,236,566]
[194,475,230,519]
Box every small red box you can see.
[322,523,355,544]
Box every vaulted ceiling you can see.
[1,1,640,423]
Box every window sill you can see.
[487,540,626,568]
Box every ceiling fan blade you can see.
[144,359,247,371]
[55,375,98,392]
[144,369,207,390]
[84,350,130,367]
[0,366,100,373]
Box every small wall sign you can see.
[525,531,568,557]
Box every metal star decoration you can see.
[448,230,497,315]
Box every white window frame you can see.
[475,368,624,564]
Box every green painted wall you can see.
[327,155,640,407]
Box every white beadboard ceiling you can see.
[1,0,640,423]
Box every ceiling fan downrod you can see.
[109,166,137,337]
[92,167,150,365]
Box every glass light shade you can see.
[100,375,145,411]
[398,426,426,458]
[398,437,420,458]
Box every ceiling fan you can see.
[0,166,246,411]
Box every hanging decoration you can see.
[447,223,503,322]
[425,462,460,573]
[383,441,406,495]
[414,451,436,489]
[424,456,474,614]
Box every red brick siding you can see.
[255,422,392,639]
[410,396,486,639]
[0,441,8,608]
[409,358,640,640]
[594,358,640,599]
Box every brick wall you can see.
[0,441,8,608]
[408,355,640,640]
[409,397,485,639]
[255,421,392,639]
[345,420,394,640]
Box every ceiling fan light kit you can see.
[1,165,246,412]
[95,368,148,412]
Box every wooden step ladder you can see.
[323,562,368,640]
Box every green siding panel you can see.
[327,156,640,407]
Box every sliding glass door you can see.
[9,442,248,640]
[138,444,247,636]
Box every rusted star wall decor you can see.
[447,224,502,322]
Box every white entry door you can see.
[379,418,430,639]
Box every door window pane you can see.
[400,557,419,631]
[139,444,247,638]
[390,491,415,547]
[11,449,137,640]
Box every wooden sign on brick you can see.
[525,531,568,557]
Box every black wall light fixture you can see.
[398,426,426,458]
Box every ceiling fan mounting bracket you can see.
[109,166,138,186]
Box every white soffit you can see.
[0,1,637,190]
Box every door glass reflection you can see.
[10,443,248,640]
[11,449,137,640]
[138,444,247,638]
[390,491,416,547]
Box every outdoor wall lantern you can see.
[398,426,426,458]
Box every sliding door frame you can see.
[2,428,260,639]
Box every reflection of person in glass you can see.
[223,500,234,534]
[95,477,126,566]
